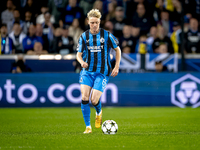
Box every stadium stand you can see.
[0,0,200,73]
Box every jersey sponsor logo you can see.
[87,46,103,52]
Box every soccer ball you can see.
[101,120,118,134]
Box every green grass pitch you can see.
[0,107,200,150]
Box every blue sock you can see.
[81,100,91,127]
[93,100,101,115]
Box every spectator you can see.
[105,2,117,21]
[42,12,54,43]
[155,61,168,72]
[54,27,63,37]
[11,56,32,73]
[152,25,174,53]
[0,23,14,54]
[132,3,153,36]
[27,42,48,55]
[135,0,154,13]
[171,0,182,22]
[57,26,74,54]
[153,0,165,22]
[131,26,140,39]
[135,34,153,54]
[119,25,137,53]
[7,9,24,33]
[183,13,192,32]
[104,21,114,33]
[1,0,14,25]
[79,0,95,16]
[147,26,158,49]
[0,1,7,20]
[59,0,84,29]
[157,10,173,36]
[110,6,129,38]
[23,11,35,34]
[9,22,26,53]
[156,43,168,53]
[184,18,200,53]
[10,0,22,12]
[93,0,104,15]
[23,0,39,18]
[125,0,151,19]
[122,46,131,54]
[36,6,55,24]
[48,0,67,24]
[22,24,43,53]
[92,0,105,26]
[123,0,135,20]
[170,21,182,53]
[49,27,63,53]
[68,18,84,50]
[35,24,49,51]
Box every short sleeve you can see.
[108,32,119,49]
[77,35,85,53]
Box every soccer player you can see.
[76,9,121,134]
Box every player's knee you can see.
[91,100,97,106]
[82,94,90,101]
[91,97,98,105]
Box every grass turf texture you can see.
[0,107,200,150]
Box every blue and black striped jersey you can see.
[77,28,119,76]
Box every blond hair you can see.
[87,9,101,19]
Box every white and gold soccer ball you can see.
[101,120,118,134]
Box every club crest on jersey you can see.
[100,38,105,43]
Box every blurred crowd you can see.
[0,0,200,56]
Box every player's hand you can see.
[111,67,119,77]
[81,62,88,68]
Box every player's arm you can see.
[108,32,121,77]
[76,35,88,68]
[111,46,121,77]
[76,52,88,68]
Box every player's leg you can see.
[91,89,103,128]
[91,89,102,114]
[79,71,94,133]
[81,84,92,133]
[91,74,109,128]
